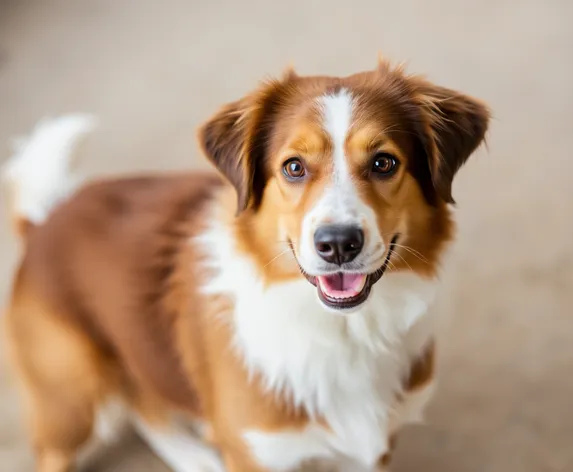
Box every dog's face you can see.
[200,61,489,312]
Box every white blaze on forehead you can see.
[314,89,359,223]
[319,90,354,186]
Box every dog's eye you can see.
[283,158,306,181]
[371,153,398,176]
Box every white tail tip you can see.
[2,114,97,226]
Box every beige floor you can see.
[1,1,573,471]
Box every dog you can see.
[2,59,489,472]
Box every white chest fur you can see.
[198,223,438,471]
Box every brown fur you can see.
[405,341,436,391]
[4,60,489,472]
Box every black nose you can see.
[314,224,364,265]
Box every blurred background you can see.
[1,0,572,471]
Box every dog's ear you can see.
[198,96,256,213]
[413,81,490,204]
[198,75,294,214]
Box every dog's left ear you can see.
[414,81,491,204]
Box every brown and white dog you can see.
[2,60,489,472]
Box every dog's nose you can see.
[314,225,364,265]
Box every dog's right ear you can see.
[198,73,295,214]
[198,96,255,213]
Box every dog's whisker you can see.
[393,243,427,259]
[393,244,429,264]
[392,251,413,271]
[386,260,398,273]
[264,249,294,268]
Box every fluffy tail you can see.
[2,114,97,239]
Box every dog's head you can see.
[199,60,490,312]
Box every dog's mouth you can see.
[297,235,398,311]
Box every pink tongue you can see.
[317,273,366,299]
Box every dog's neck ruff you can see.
[196,210,438,466]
